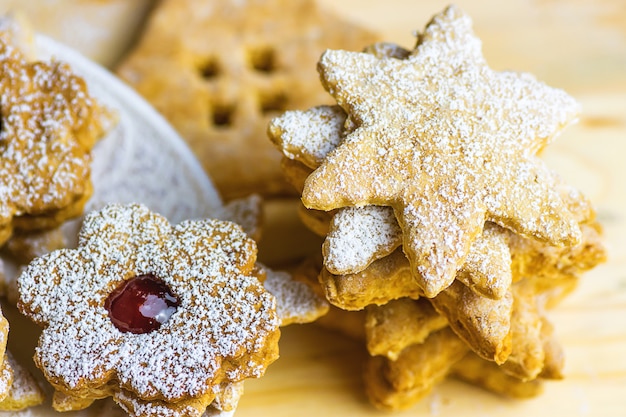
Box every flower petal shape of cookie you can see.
[302,5,584,296]
[17,203,280,416]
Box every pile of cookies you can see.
[0,1,609,416]
[269,5,606,410]
[0,12,330,417]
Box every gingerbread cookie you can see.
[0,22,113,245]
[115,0,379,199]
[17,203,281,417]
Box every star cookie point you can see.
[304,6,584,292]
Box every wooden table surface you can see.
[1,1,625,416]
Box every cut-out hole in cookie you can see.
[250,47,277,73]
[198,58,220,79]
[260,92,289,115]
[212,104,236,127]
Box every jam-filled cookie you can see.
[17,203,281,417]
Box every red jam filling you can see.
[105,274,179,334]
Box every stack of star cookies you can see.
[268,5,606,410]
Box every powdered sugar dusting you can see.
[17,203,280,404]
[261,265,329,326]
[324,206,401,274]
[0,355,11,400]
[268,105,346,169]
[0,33,108,229]
[303,4,584,294]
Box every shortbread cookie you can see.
[299,5,586,297]
[17,203,281,417]
[271,101,594,297]
[115,0,379,199]
[0,27,113,244]
[365,298,447,360]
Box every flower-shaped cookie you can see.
[300,5,586,296]
[0,30,112,244]
[17,203,281,417]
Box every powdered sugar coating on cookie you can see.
[268,105,346,169]
[270,105,515,298]
[0,34,109,233]
[18,203,280,405]
[324,206,401,274]
[261,265,329,326]
[304,5,584,296]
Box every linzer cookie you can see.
[268,4,606,411]
[16,202,328,417]
[0,24,113,245]
[115,0,379,199]
[17,203,282,417]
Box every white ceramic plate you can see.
[36,35,224,222]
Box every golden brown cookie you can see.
[0,352,45,411]
[300,5,586,297]
[365,298,447,360]
[364,328,468,411]
[0,27,112,245]
[429,281,513,364]
[115,0,379,199]
[17,203,281,417]
[319,249,423,311]
[271,104,592,301]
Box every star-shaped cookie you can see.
[301,5,583,296]
[270,103,592,300]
